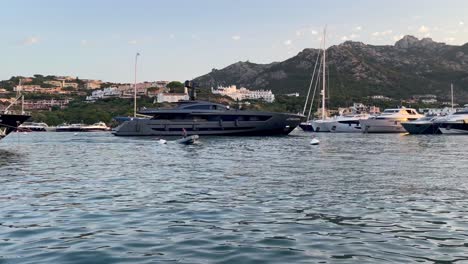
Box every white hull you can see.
[360,118,408,133]
[439,127,468,134]
[311,119,332,132]
[329,121,362,133]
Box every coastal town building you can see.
[23,99,70,110]
[86,87,121,101]
[84,80,102,90]
[0,88,9,94]
[211,85,275,103]
[369,95,392,101]
[156,92,189,103]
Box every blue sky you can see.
[1,0,468,83]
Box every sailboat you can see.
[311,28,333,132]
[299,28,326,132]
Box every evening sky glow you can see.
[2,0,468,82]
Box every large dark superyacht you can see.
[113,81,303,136]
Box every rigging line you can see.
[307,58,322,121]
[302,49,322,115]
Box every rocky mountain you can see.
[194,35,468,103]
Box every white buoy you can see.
[158,139,167,144]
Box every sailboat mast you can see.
[321,28,326,120]
[451,83,454,111]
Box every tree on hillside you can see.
[167,81,185,93]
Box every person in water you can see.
[182,128,187,138]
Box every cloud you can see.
[459,21,465,26]
[418,25,430,33]
[284,39,292,46]
[371,30,393,37]
[22,36,40,45]
[231,35,241,41]
[354,26,362,31]
[341,34,359,41]
[191,34,200,40]
[295,27,319,38]
[341,36,348,41]
[444,37,456,43]
[128,40,138,45]
[392,35,404,41]
[80,39,88,46]
[169,33,175,39]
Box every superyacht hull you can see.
[401,122,441,134]
[329,122,362,133]
[0,113,31,140]
[113,113,302,136]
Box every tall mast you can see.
[451,83,454,111]
[321,27,326,120]
[134,52,140,118]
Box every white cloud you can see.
[295,30,303,37]
[22,36,40,45]
[392,35,404,41]
[80,39,88,46]
[128,40,137,45]
[231,35,241,41]
[354,26,362,31]
[459,21,465,26]
[372,30,393,37]
[169,33,175,39]
[311,30,318,35]
[191,34,200,40]
[284,39,292,46]
[444,37,456,43]
[341,36,348,41]
[418,25,430,33]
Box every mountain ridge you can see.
[194,35,468,102]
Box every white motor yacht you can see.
[18,122,49,132]
[360,107,423,133]
[329,114,370,133]
[436,109,468,134]
[82,122,110,132]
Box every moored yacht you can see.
[113,100,302,136]
[18,122,49,132]
[56,123,85,132]
[329,114,370,133]
[81,122,110,132]
[0,89,30,140]
[360,107,423,133]
[401,116,443,134]
[436,109,468,134]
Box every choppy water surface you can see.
[1,131,468,263]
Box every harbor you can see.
[2,0,468,263]
[1,131,468,263]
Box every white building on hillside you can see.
[86,87,121,101]
[212,85,275,103]
[156,93,189,103]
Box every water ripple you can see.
[1,132,468,263]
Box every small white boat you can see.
[310,136,320,145]
[175,135,199,145]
